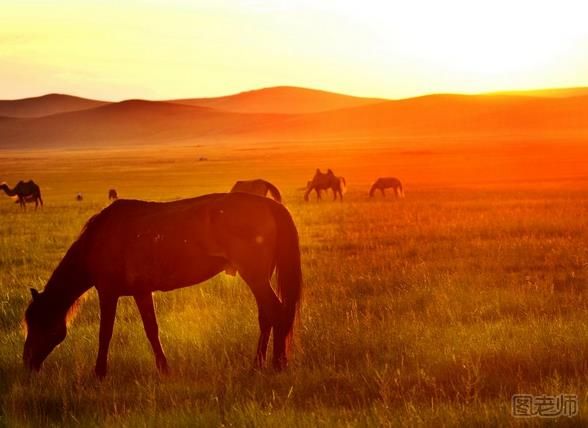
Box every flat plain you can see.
[1,140,588,426]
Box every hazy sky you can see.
[2,0,588,100]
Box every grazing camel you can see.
[369,177,404,198]
[230,179,282,203]
[304,169,346,201]
[0,180,43,209]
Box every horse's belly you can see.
[112,236,228,293]
[154,250,227,291]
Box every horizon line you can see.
[2,84,588,104]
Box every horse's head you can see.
[23,288,67,371]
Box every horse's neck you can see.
[44,242,92,315]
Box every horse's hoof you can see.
[157,359,170,375]
[272,358,288,371]
[253,356,266,370]
[95,366,107,379]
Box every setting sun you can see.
[2,1,588,426]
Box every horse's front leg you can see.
[134,292,169,373]
[95,290,119,378]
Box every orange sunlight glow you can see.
[1,0,588,100]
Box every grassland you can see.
[1,143,588,427]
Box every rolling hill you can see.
[0,93,108,118]
[0,88,587,149]
[169,86,385,114]
[264,93,588,138]
[0,100,288,148]
[489,87,588,98]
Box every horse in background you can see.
[23,193,302,377]
[0,180,43,209]
[108,189,118,201]
[369,177,404,198]
[230,179,282,203]
[304,169,346,201]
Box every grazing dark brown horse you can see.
[304,169,346,201]
[23,193,302,377]
[369,177,404,198]
[230,179,282,203]
[1,180,43,209]
[108,189,118,201]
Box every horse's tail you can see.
[37,188,43,206]
[339,176,347,194]
[271,202,302,355]
[263,180,282,203]
[398,181,405,198]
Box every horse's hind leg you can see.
[134,292,169,373]
[95,290,119,378]
[241,273,284,369]
[255,305,272,368]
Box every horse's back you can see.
[83,193,285,292]
[377,177,401,187]
[231,179,268,196]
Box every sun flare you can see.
[1,0,587,99]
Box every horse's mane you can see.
[40,208,107,324]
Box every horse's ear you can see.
[30,288,39,300]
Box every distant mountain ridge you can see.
[170,86,386,114]
[0,86,586,149]
[0,93,108,118]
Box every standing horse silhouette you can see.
[230,179,282,203]
[304,169,346,201]
[1,180,43,209]
[23,193,302,377]
[369,177,405,198]
[108,189,118,201]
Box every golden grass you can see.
[1,142,588,426]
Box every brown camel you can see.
[304,169,346,201]
[1,180,43,209]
